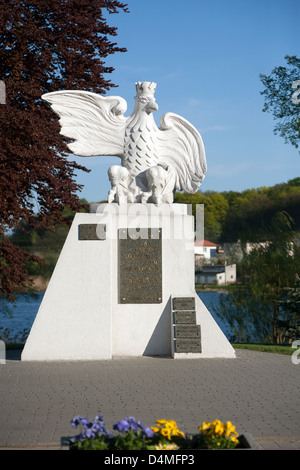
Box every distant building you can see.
[245,241,294,257]
[195,264,236,286]
[245,241,270,254]
[194,240,219,260]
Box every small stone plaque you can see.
[175,338,202,353]
[174,325,201,338]
[119,228,162,304]
[173,297,195,311]
[173,311,196,324]
[79,224,106,240]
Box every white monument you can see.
[21,82,235,361]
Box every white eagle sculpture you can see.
[42,81,207,204]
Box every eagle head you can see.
[135,81,159,114]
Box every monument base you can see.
[22,204,235,361]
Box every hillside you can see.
[7,178,300,280]
[175,177,300,243]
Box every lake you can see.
[0,291,231,341]
[0,292,45,339]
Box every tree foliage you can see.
[214,212,300,344]
[174,190,229,241]
[220,179,300,243]
[175,178,300,243]
[260,55,300,151]
[276,277,300,341]
[0,0,128,299]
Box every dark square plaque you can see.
[173,297,195,311]
[119,228,162,304]
[175,338,202,353]
[79,224,106,240]
[173,311,197,324]
[174,325,201,339]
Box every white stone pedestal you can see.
[22,204,235,361]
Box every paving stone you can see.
[0,350,299,449]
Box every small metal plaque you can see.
[119,228,162,304]
[174,325,201,338]
[79,224,106,240]
[175,338,202,353]
[173,311,196,324]
[173,297,195,311]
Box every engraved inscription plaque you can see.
[175,338,202,353]
[79,224,106,240]
[173,297,195,311]
[119,228,162,304]
[175,325,201,338]
[173,311,197,324]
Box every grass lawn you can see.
[232,343,295,355]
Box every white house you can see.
[215,264,236,286]
[195,264,237,286]
[194,240,219,260]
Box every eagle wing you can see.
[42,90,128,157]
[156,112,207,193]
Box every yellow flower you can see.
[198,421,210,433]
[224,421,238,438]
[174,429,185,438]
[161,428,171,439]
[156,419,168,426]
[199,419,239,439]
[197,419,240,448]
[214,421,225,436]
[152,419,185,440]
[151,426,159,433]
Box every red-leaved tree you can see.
[0,0,128,299]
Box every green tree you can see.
[174,191,228,243]
[214,212,300,344]
[0,0,128,299]
[276,277,300,342]
[200,192,229,242]
[220,180,300,242]
[221,189,275,242]
[260,55,300,152]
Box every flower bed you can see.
[68,415,245,450]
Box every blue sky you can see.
[69,0,300,203]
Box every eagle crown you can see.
[135,81,157,98]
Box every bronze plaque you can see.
[119,228,162,304]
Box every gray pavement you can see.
[0,349,300,450]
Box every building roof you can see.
[194,240,219,247]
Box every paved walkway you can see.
[0,349,300,450]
